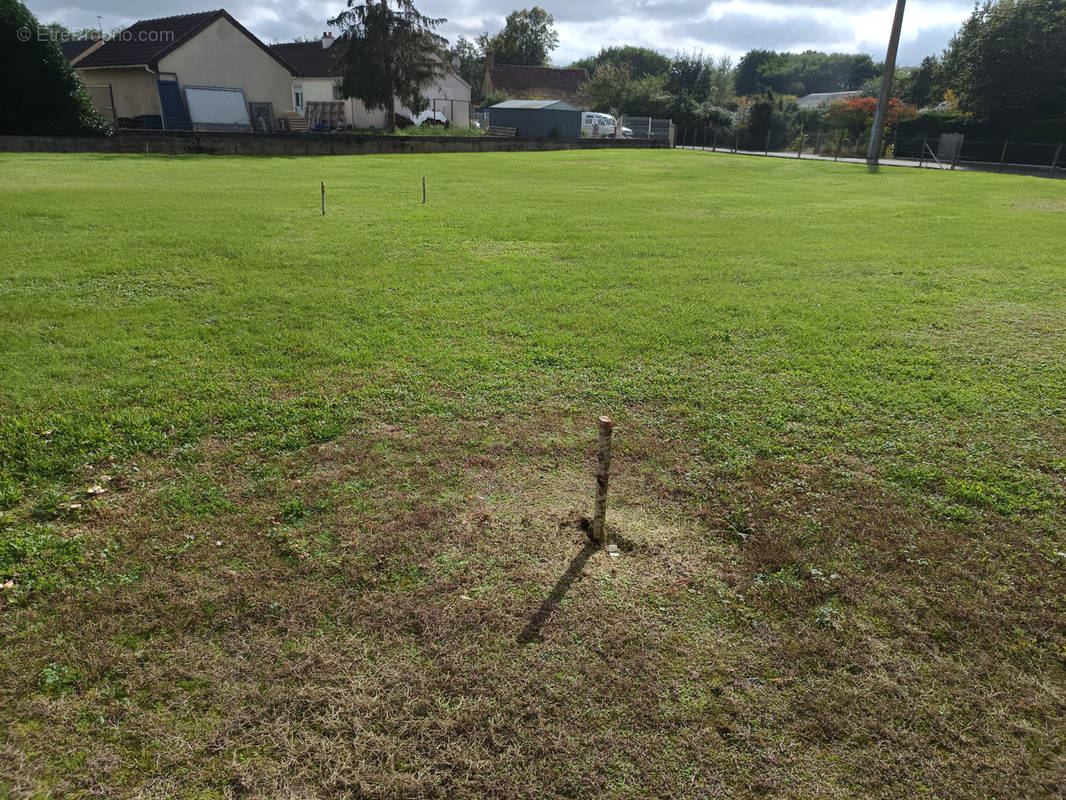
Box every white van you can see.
[581,112,618,138]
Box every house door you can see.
[157,79,191,130]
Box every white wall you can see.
[158,17,293,124]
[293,65,472,129]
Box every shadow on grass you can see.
[517,540,598,645]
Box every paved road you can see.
[675,145,1065,179]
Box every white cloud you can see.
[27,0,974,66]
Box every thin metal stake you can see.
[1050,143,1062,177]
[321,182,325,216]
[422,176,426,203]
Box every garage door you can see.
[184,86,251,132]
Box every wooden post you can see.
[321,182,325,216]
[422,176,426,203]
[592,416,613,546]
[1050,143,1062,178]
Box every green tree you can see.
[735,49,879,96]
[901,56,938,108]
[938,0,1066,124]
[480,7,558,66]
[570,45,671,79]
[0,0,110,135]
[580,62,632,114]
[735,49,775,96]
[444,35,484,99]
[329,0,447,133]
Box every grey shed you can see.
[488,99,582,138]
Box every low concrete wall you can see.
[0,131,668,157]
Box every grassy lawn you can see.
[0,149,1063,798]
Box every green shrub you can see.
[0,0,111,135]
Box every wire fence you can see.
[674,123,1065,178]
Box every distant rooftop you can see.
[269,40,345,79]
[796,91,860,109]
[489,99,579,111]
[484,58,588,105]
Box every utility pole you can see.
[867,0,907,164]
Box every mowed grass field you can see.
[0,149,1064,798]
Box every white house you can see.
[270,35,472,130]
[71,9,297,131]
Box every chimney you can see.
[321,31,334,49]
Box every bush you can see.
[0,0,111,135]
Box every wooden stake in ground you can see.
[592,415,613,545]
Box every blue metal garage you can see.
[488,99,582,139]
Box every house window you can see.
[293,84,304,113]
[332,84,344,101]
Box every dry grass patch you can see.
[1,410,1063,798]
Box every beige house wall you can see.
[293,67,471,130]
[74,66,159,120]
[298,77,387,129]
[157,17,293,121]
[419,69,471,127]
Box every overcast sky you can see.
[29,0,972,68]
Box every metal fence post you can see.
[951,135,963,170]
[1050,142,1063,177]
[765,129,770,157]
[796,128,804,158]
[998,139,1008,172]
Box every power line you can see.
[771,1,824,50]
[806,0,877,48]
[791,0,866,49]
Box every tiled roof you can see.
[487,62,588,103]
[269,41,346,79]
[60,40,98,63]
[75,9,296,74]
